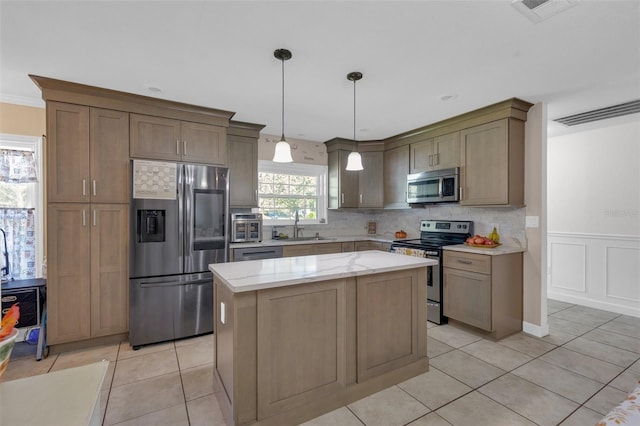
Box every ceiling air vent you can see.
[512,0,579,23]
[554,100,640,126]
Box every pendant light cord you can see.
[353,77,356,148]
[281,57,285,140]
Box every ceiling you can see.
[1,1,639,142]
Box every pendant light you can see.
[345,71,363,171]
[272,48,294,163]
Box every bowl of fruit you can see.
[465,235,501,248]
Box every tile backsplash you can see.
[263,205,527,248]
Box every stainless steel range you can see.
[391,220,473,324]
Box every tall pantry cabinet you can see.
[46,102,130,344]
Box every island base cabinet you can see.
[213,267,429,426]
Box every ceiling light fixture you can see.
[272,48,294,163]
[345,71,363,171]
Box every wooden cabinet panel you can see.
[47,102,90,202]
[130,114,181,161]
[229,135,258,207]
[355,241,384,251]
[443,251,491,274]
[181,121,227,165]
[359,151,384,208]
[410,132,459,174]
[384,145,409,208]
[341,242,355,252]
[315,242,342,255]
[460,119,524,206]
[356,269,422,381]
[443,267,492,331]
[328,150,359,208]
[282,244,316,257]
[47,203,91,344]
[90,108,130,203]
[257,279,347,419]
[443,250,523,339]
[90,204,129,337]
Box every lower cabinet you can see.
[355,240,390,252]
[443,250,522,340]
[282,242,342,257]
[47,203,129,345]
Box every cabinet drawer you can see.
[444,251,491,274]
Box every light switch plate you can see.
[525,216,539,228]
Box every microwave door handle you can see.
[438,179,443,199]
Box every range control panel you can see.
[420,220,473,235]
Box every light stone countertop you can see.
[229,234,397,249]
[209,250,437,293]
[443,244,526,255]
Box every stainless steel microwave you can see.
[407,167,459,204]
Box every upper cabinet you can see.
[326,139,384,209]
[130,114,227,165]
[459,118,525,207]
[47,102,129,204]
[384,145,409,209]
[409,132,459,174]
[228,121,265,208]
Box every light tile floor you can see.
[2,300,639,425]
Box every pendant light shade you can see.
[345,151,363,171]
[272,48,294,163]
[345,71,364,171]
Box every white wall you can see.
[548,121,640,235]
[547,120,640,317]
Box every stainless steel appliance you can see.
[232,245,283,261]
[390,219,472,324]
[407,167,459,204]
[231,213,263,242]
[129,161,228,349]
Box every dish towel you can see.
[392,247,426,258]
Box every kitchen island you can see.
[209,250,436,426]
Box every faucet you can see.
[293,210,303,238]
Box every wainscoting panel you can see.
[548,232,640,317]
[606,246,640,302]
[549,242,586,292]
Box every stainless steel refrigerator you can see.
[129,160,228,349]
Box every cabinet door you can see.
[283,244,316,257]
[130,114,181,161]
[358,151,384,208]
[357,269,420,381]
[47,203,91,344]
[229,135,258,207]
[328,150,358,208]
[384,145,409,208]
[90,204,129,337]
[409,138,433,174]
[433,132,460,170]
[315,242,342,255]
[443,267,492,331]
[460,119,509,205]
[90,108,130,203]
[181,121,227,165]
[47,102,90,202]
[257,279,347,419]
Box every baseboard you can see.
[547,292,640,318]
[522,321,549,337]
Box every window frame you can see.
[0,133,44,278]
[257,160,328,226]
